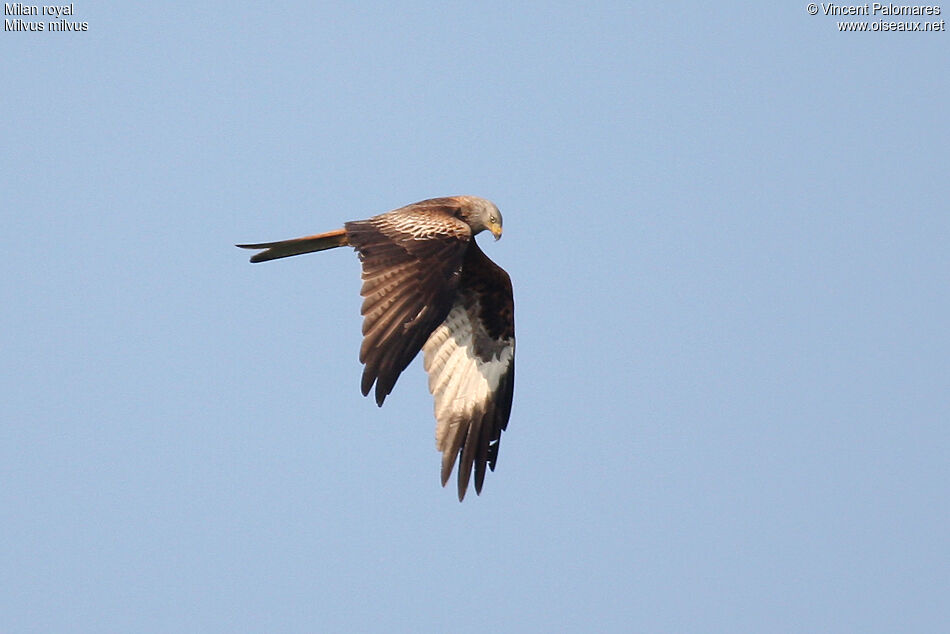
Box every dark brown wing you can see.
[422,241,515,500]
[345,200,472,406]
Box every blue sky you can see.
[2,2,948,632]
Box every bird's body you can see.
[238,196,515,500]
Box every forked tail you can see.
[237,228,349,263]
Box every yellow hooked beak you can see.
[490,223,503,240]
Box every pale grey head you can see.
[456,196,503,240]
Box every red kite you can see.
[238,196,515,500]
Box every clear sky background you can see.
[2,2,948,632]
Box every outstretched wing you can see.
[345,200,472,406]
[422,241,515,500]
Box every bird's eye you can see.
[490,216,497,224]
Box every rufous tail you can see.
[237,228,349,263]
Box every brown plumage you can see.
[237,196,515,500]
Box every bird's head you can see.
[459,196,503,241]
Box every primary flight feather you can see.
[238,196,515,500]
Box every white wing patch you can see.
[422,303,514,491]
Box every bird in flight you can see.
[238,196,515,500]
